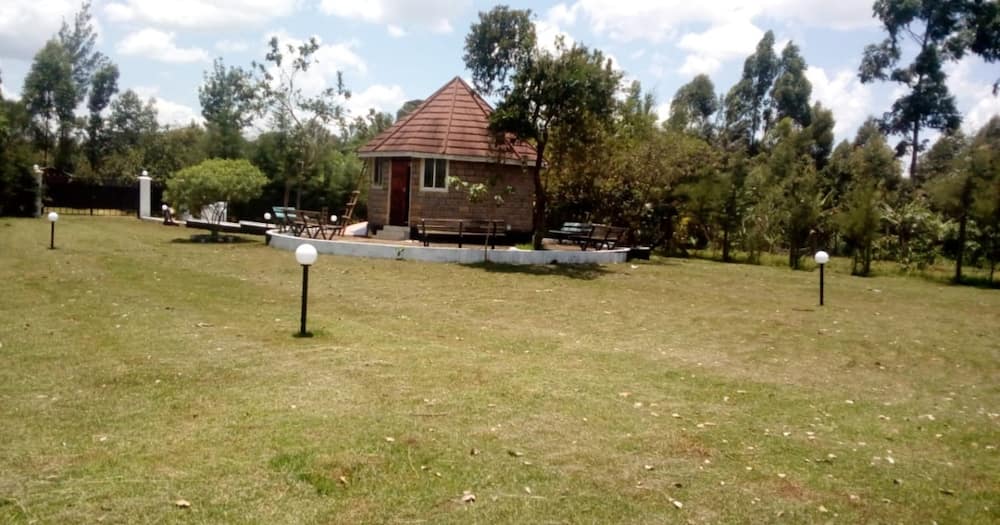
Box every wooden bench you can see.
[419,219,506,248]
[292,209,344,240]
[574,224,628,251]
[548,222,593,244]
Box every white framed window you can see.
[372,159,389,187]
[421,158,448,191]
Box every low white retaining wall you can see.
[267,231,628,265]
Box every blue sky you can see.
[1,0,997,146]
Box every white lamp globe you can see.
[47,211,59,223]
[814,251,830,265]
[330,214,338,223]
[33,164,40,173]
[295,243,318,266]
[264,212,272,221]
[141,169,148,177]
[162,204,168,211]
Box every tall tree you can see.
[926,132,975,283]
[667,74,718,140]
[968,117,1000,283]
[22,40,76,168]
[395,99,424,121]
[805,103,835,170]
[252,36,350,208]
[838,131,899,275]
[916,129,966,188]
[464,7,622,248]
[57,1,108,104]
[463,6,536,98]
[84,63,119,170]
[857,0,1000,177]
[724,30,779,154]
[199,58,256,159]
[771,42,812,128]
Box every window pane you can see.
[424,159,434,188]
[435,159,446,188]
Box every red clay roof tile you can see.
[357,77,537,164]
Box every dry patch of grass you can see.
[0,216,997,523]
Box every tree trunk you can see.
[863,241,872,276]
[955,212,967,283]
[722,225,731,262]
[531,144,547,250]
[909,125,920,179]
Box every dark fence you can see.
[42,178,163,217]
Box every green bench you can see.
[271,206,297,233]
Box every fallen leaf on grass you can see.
[670,499,683,509]
[174,500,191,509]
[461,491,476,503]
[507,450,523,457]
[939,488,955,496]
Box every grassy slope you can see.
[0,216,997,524]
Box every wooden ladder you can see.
[334,162,368,236]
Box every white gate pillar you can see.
[138,172,152,218]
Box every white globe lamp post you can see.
[814,251,830,306]
[295,243,318,337]
[47,211,59,249]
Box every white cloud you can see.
[133,86,202,127]
[764,0,876,31]
[104,0,299,31]
[318,0,467,34]
[535,19,575,54]
[677,20,764,75]
[945,58,1000,134]
[654,101,671,124]
[215,39,250,53]
[806,66,874,140]
[344,83,406,118]
[117,28,209,63]
[386,25,406,38]
[547,3,579,26]
[569,0,874,43]
[0,0,79,60]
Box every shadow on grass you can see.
[464,261,611,280]
[170,234,259,244]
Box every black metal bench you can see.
[419,219,506,248]
[574,224,628,251]
[548,222,593,244]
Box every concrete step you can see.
[375,225,410,241]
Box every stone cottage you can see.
[357,76,538,239]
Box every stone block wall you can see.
[409,159,534,232]
[364,158,534,234]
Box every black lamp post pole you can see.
[299,264,310,336]
[819,264,825,306]
[50,221,55,250]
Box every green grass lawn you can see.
[1,216,998,524]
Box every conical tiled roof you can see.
[357,77,537,164]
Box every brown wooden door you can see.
[389,159,410,226]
